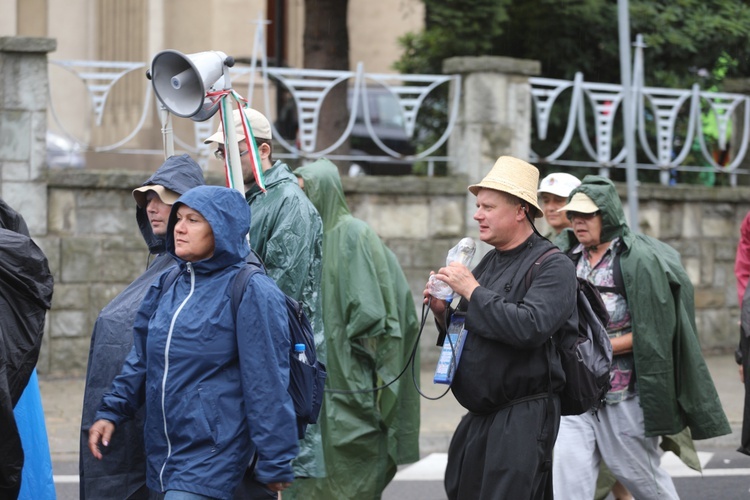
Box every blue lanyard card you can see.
[434,313,468,385]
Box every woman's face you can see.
[173,205,215,262]
[540,192,571,233]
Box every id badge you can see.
[433,312,468,385]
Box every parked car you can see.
[46,132,86,169]
[274,86,416,175]
[349,87,416,175]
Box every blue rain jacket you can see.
[96,186,298,498]
[80,154,204,499]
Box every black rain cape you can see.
[79,155,204,499]
[0,199,53,498]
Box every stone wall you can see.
[36,170,470,374]
[35,169,750,375]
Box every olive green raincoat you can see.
[293,158,420,499]
[564,176,731,469]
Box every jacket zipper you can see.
[159,262,195,491]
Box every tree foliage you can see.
[397,0,750,87]
[395,0,750,181]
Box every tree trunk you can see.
[303,0,350,169]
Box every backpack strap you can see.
[522,246,563,472]
[568,245,625,298]
[157,265,182,301]
[524,247,561,291]
[230,262,264,317]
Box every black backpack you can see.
[525,248,613,415]
[160,261,327,439]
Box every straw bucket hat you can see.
[468,156,542,217]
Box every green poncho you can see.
[565,176,731,470]
[293,159,420,499]
[245,161,325,478]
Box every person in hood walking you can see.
[79,154,205,499]
[293,158,420,499]
[88,185,298,499]
[204,107,324,498]
[552,175,731,499]
[424,156,579,500]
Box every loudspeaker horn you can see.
[150,50,234,119]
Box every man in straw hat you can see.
[204,107,324,499]
[424,156,579,499]
[552,175,730,500]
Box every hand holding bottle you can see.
[427,238,476,301]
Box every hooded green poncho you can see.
[564,176,730,469]
[293,158,420,499]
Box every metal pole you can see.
[159,104,174,159]
[618,0,639,231]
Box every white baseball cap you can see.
[538,172,581,198]
[203,107,272,144]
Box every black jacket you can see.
[451,233,578,413]
[0,199,53,498]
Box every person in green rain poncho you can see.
[203,107,325,498]
[294,158,421,500]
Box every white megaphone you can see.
[149,49,234,119]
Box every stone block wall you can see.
[36,169,750,375]
[36,170,470,374]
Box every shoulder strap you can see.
[230,263,264,317]
[158,265,182,301]
[524,247,561,291]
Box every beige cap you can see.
[132,184,180,208]
[203,107,272,144]
[468,156,542,217]
[557,192,599,214]
[538,172,581,198]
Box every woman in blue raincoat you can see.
[88,186,298,499]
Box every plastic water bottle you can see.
[294,343,309,364]
[428,237,477,301]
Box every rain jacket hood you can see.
[136,154,205,255]
[294,158,420,498]
[0,199,53,498]
[568,175,628,244]
[80,156,204,499]
[295,159,349,232]
[166,185,250,271]
[567,176,730,470]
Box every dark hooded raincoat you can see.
[563,176,731,468]
[245,160,325,478]
[294,159,420,500]
[0,199,53,498]
[79,154,204,499]
[96,186,298,498]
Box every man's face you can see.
[540,192,571,233]
[216,140,271,185]
[146,191,172,237]
[570,212,603,248]
[473,189,524,250]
